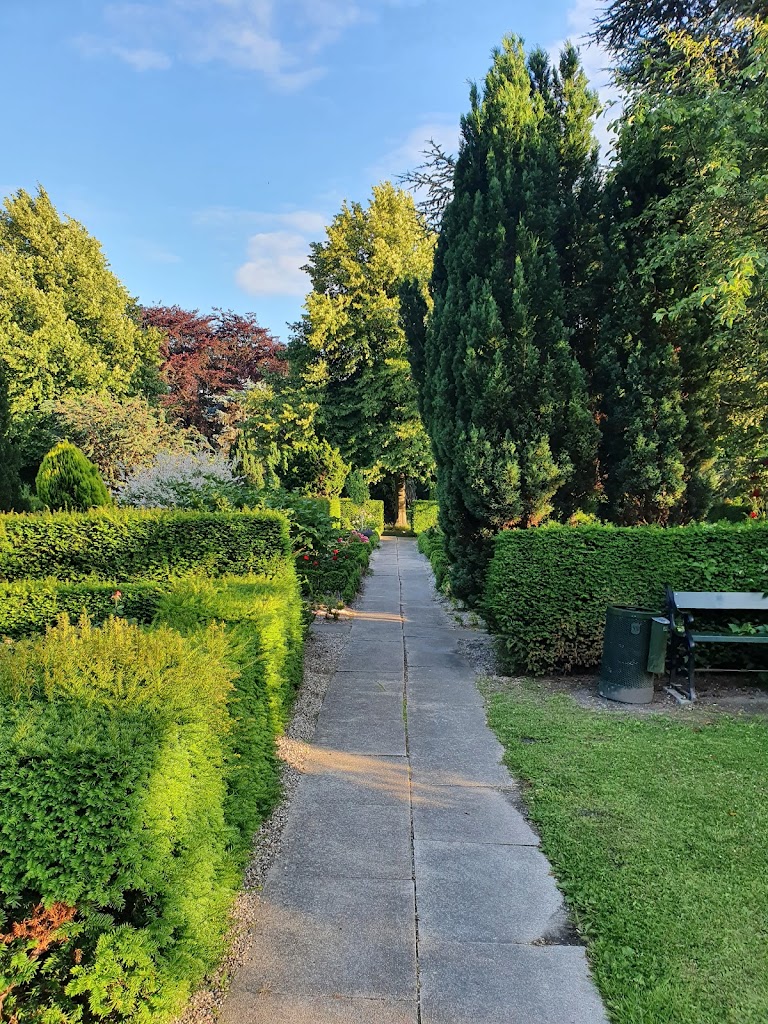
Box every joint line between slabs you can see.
[397,538,423,1024]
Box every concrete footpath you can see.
[222,537,608,1024]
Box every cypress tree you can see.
[424,38,601,598]
[36,441,112,511]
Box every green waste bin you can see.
[598,606,660,704]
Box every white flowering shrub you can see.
[117,451,251,510]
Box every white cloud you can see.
[114,46,172,70]
[235,230,311,296]
[194,206,328,234]
[77,0,404,90]
[220,208,328,297]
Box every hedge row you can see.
[417,527,450,592]
[297,532,379,604]
[0,566,304,1023]
[0,579,165,639]
[483,523,768,674]
[410,500,439,535]
[0,508,291,582]
[339,499,385,534]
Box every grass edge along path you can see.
[485,683,768,1024]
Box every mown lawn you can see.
[486,683,768,1024]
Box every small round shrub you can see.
[35,441,111,511]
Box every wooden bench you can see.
[666,589,768,701]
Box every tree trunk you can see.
[395,473,409,529]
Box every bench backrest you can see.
[668,590,768,613]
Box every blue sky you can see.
[1,0,609,342]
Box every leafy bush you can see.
[36,441,111,511]
[343,469,370,505]
[483,523,768,674]
[297,531,379,604]
[117,450,254,510]
[257,493,338,552]
[0,616,236,1023]
[53,393,197,486]
[417,527,450,592]
[410,500,439,535]
[277,439,349,498]
[0,507,290,582]
[339,498,385,534]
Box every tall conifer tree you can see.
[423,37,601,597]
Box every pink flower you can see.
[112,590,122,601]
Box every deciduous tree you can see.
[0,187,161,416]
[141,306,287,439]
[290,183,435,526]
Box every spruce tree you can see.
[424,38,601,597]
[290,183,435,526]
[35,441,112,511]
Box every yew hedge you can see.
[338,499,385,534]
[0,508,290,582]
[483,523,768,674]
[410,500,439,535]
[0,566,304,1023]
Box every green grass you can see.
[486,683,768,1024]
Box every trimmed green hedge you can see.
[339,499,385,534]
[410,500,439,535]
[418,527,450,592]
[0,508,290,582]
[483,523,768,674]
[0,616,236,1023]
[0,579,165,639]
[297,532,379,604]
[0,567,304,1023]
[306,496,341,524]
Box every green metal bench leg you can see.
[686,643,697,702]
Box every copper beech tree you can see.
[142,306,287,439]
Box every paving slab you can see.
[411,785,538,846]
[314,705,406,756]
[326,670,404,696]
[277,801,413,880]
[414,840,565,943]
[227,876,417,1002]
[419,939,609,1024]
[337,640,404,674]
[222,993,417,1024]
[299,752,411,808]
[407,701,510,787]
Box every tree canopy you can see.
[290,182,435,521]
[141,305,287,439]
[0,188,161,415]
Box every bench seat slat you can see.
[672,591,768,612]
[689,632,768,644]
